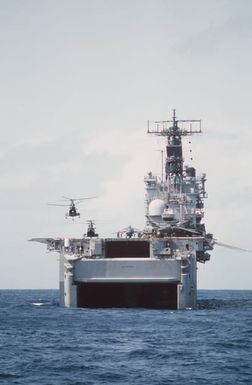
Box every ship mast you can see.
[147,109,202,178]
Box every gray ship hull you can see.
[60,238,198,310]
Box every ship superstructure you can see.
[31,111,213,309]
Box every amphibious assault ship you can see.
[31,111,214,309]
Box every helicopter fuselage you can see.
[67,204,80,218]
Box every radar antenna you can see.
[147,109,202,179]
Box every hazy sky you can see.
[1,0,252,289]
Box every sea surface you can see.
[0,290,251,385]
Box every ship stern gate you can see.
[61,238,198,310]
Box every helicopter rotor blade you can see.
[121,227,130,231]
[117,226,141,233]
[62,196,72,201]
[48,203,69,207]
[62,196,96,202]
[75,197,97,202]
[173,226,201,235]
[214,241,252,252]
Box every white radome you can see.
[148,199,165,217]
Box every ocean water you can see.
[0,290,251,385]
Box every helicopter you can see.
[85,220,99,238]
[48,196,96,219]
[146,215,252,251]
[115,225,142,239]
